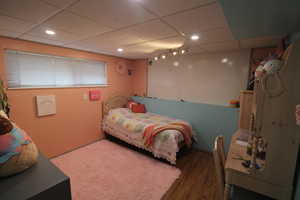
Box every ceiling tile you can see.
[139,0,215,16]
[200,40,240,52]
[91,47,148,59]
[83,36,186,59]
[62,43,103,53]
[0,0,59,23]
[143,36,186,50]
[185,27,234,46]
[19,34,64,46]
[239,36,281,49]
[24,25,81,44]
[0,15,34,33]
[188,46,206,54]
[200,28,234,43]
[67,19,178,50]
[123,44,157,54]
[125,36,185,56]
[68,0,156,29]
[68,29,146,51]
[125,19,178,41]
[63,44,132,58]
[43,11,112,38]
[163,2,228,35]
[40,0,78,8]
[118,53,148,59]
[0,29,20,38]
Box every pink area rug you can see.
[51,140,181,200]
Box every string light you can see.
[152,48,188,62]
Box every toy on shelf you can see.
[229,100,240,108]
[263,58,282,75]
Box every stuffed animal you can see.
[255,64,265,79]
[0,112,38,177]
[263,59,282,74]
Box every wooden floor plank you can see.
[162,150,217,200]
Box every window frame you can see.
[4,49,109,90]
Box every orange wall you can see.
[0,37,134,158]
[132,59,148,96]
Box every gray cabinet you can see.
[0,154,71,200]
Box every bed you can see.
[102,96,194,164]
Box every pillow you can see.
[131,103,147,113]
[127,101,138,110]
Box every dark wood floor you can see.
[106,135,218,200]
[162,149,218,200]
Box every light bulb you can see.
[221,58,228,63]
[190,34,199,41]
[45,30,55,35]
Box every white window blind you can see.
[5,50,107,88]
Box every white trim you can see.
[5,49,106,63]
[7,84,111,90]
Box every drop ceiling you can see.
[0,0,282,59]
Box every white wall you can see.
[148,49,250,106]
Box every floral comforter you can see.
[102,108,193,164]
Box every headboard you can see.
[102,96,131,118]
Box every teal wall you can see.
[132,96,239,152]
[218,0,300,39]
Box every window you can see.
[5,50,107,89]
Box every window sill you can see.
[7,84,111,90]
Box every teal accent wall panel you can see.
[218,0,300,39]
[132,96,239,152]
